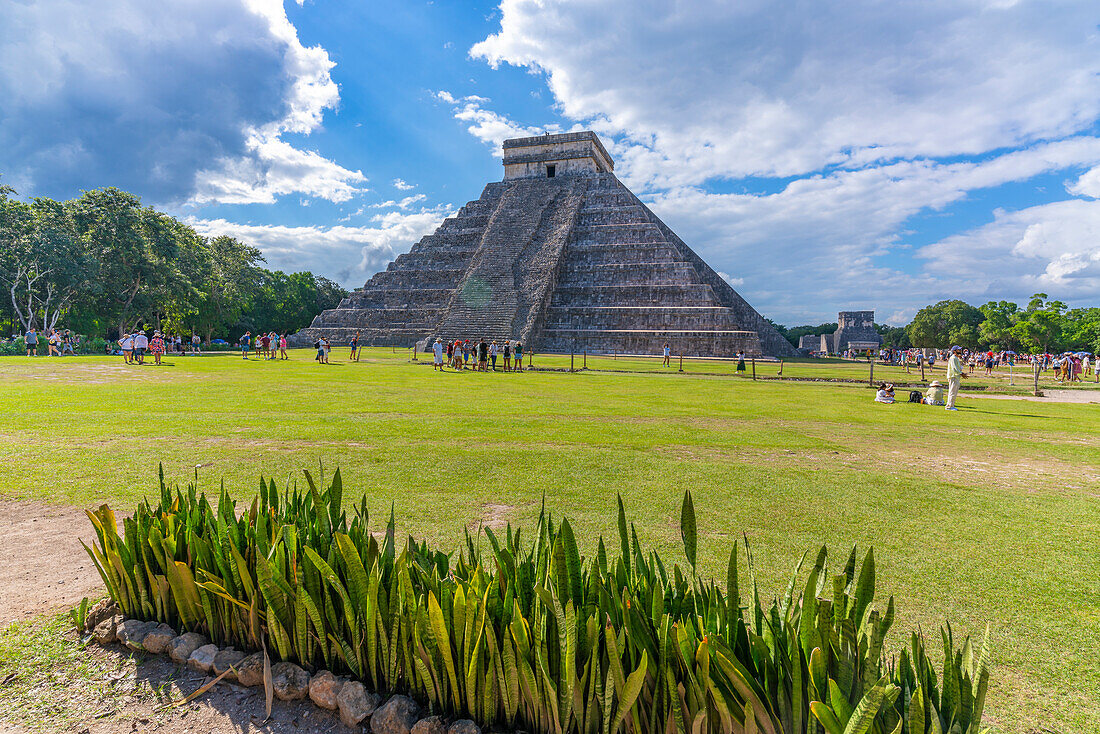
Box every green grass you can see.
[0,348,1097,733]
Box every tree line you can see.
[0,186,346,342]
[775,295,1100,353]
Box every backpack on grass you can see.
[908,390,923,403]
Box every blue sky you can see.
[3,0,1099,325]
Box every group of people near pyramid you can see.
[431,337,524,372]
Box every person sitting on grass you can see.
[874,382,895,403]
[924,380,945,406]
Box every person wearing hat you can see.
[945,345,966,411]
[873,382,895,403]
[432,337,444,371]
[924,380,945,406]
[150,330,165,366]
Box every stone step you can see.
[544,305,740,331]
[576,208,650,226]
[556,262,699,286]
[347,288,453,308]
[369,269,465,289]
[571,222,664,245]
[560,243,679,265]
[550,284,719,306]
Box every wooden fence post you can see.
[678,353,683,372]
[869,358,874,387]
[751,358,756,380]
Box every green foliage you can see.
[906,301,984,349]
[85,473,990,734]
[68,597,90,632]
[0,186,346,340]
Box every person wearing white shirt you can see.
[945,346,966,411]
[432,338,444,371]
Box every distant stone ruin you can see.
[294,131,795,357]
[831,311,882,353]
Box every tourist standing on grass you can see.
[150,331,165,366]
[240,331,251,359]
[133,329,148,365]
[514,341,523,372]
[278,334,288,359]
[945,346,965,412]
[433,337,444,371]
[259,332,270,359]
[736,350,746,374]
[349,331,360,361]
[490,341,498,371]
[478,338,488,371]
[119,332,133,364]
[662,343,671,367]
[24,328,38,356]
[191,333,201,353]
[47,330,60,357]
[503,341,511,371]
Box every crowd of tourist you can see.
[846,345,1099,382]
[431,337,525,372]
[18,328,83,356]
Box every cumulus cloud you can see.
[917,200,1100,300]
[393,178,415,190]
[434,91,570,155]
[0,0,361,204]
[471,0,1100,183]
[464,0,1100,320]
[189,205,453,286]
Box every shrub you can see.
[84,469,990,734]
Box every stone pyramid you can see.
[294,132,795,357]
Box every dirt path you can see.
[0,499,111,625]
[968,388,1100,404]
[0,498,336,733]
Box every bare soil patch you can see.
[0,499,111,625]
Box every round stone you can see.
[270,661,310,701]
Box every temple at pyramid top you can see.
[502,131,614,179]
[293,131,795,357]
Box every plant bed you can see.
[83,469,991,734]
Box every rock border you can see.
[89,609,483,734]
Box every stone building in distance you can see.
[828,311,882,354]
[295,131,795,357]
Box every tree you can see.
[188,235,263,344]
[906,300,984,348]
[876,324,910,348]
[1010,293,1066,354]
[0,189,91,332]
[977,300,1019,349]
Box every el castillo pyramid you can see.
[295,132,795,357]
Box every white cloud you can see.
[192,0,365,204]
[435,91,569,155]
[465,1,1100,321]
[1068,165,1100,199]
[472,0,1100,183]
[917,200,1100,300]
[192,134,365,204]
[189,205,454,287]
[393,178,415,190]
[0,0,360,205]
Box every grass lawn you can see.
[0,348,1096,733]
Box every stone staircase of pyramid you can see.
[289,185,505,346]
[432,176,586,346]
[290,133,796,357]
[537,174,766,356]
